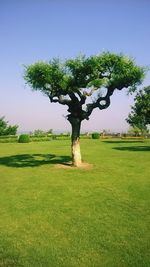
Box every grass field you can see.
[0,139,150,267]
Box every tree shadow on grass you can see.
[0,154,71,168]
[103,140,144,144]
[113,146,150,152]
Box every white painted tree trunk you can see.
[72,137,82,167]
[70,118,82,167]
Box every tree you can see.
[24,52,144,166]
[127,126,149,137]
[46,129,53,135]
[34,129,46,136]
[0,116,18,136]
[127,86,150,131]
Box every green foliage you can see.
[24,59,68,94]
[55,134,70,140]
[85,53,145,92]
[18,134,30,143]
[31,129,53,138]
[0,135,18,143]
[80,133,91,139]
[33,129,47,137]
[24,52,144,98]
[0,116,18,136]
[30,136,52,142]
[47,128,53,135]
[91,132,100,139]
[127,126,149,137]
[127,86,150,129]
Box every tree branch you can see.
[76,90,86,104]
[85,87,114,118]
[49,95,71,105]
[69,93,79,102]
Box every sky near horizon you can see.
[0,0,150,133]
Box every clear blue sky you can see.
[0,0,150,133]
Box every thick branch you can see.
[69,93,79,102]
[49,95,71,105]
[85,87,114,118]
[76,90,86,104]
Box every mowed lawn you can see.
[0,139,150,267]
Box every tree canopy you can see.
[0,117,18,136]
[25,52,144,122]
[24,52,145,166]
[127,85,150,130]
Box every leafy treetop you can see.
[24,52,145,122]
[127,85,150,129]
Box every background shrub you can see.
[18,134,30,143]
[30,136,52,142]
[0,135,18,143]
[92,132,100,139]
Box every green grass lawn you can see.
[0,139,150,267]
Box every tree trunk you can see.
[70,118,82,167]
